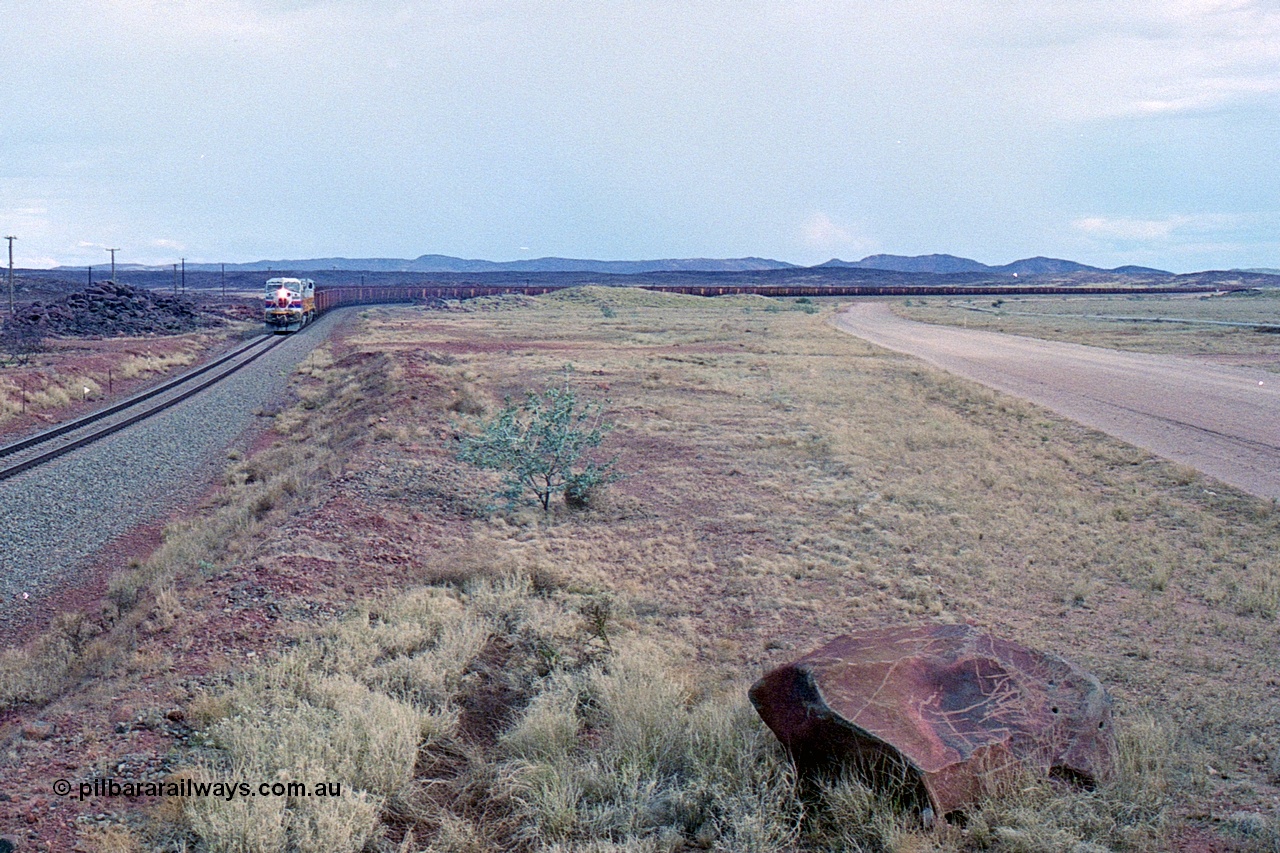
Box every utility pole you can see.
[5,235,15,319]
[88,266,92,287]
[180,258,185,294]
[106,247,118,282]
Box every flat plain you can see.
[895,290,1280,367]
[834,300,1280,500]
[3,287,1279,851]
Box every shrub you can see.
[456,378,620,512]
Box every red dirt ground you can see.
[3,306,1276,850]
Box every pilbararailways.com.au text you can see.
[53,777,343,801]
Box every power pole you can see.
[106,247,118,282]
[180,257,185,294]
[5,235,15,319]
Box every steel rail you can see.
[0,334,286,483]
[0,333,277,462]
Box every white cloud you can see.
[799,213,876,257]
[1066,215,1280,270]
[1071,213,1251,244]
[1072,216,1189,240]
[97,0,287,43]
[0,212,49,255]
[22,255,64,268]
[4,2,1278,269]
[997,1,1280,119]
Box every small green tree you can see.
[456,381,619,512]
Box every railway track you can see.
[0,279,1244,480]
[0,333,285,483]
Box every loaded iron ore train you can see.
[267,278,1239,331]
[263,278,316,332]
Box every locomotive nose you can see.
[276,288,290,307]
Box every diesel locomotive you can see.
[263,277,316,332]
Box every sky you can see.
[2,0,1278,272]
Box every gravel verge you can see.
[0,310,348,630]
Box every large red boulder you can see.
[749,623,1116,816]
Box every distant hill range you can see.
[90,252,1175,276]
[817,254,1170,276]
[168,255,798,274]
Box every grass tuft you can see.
[11,289,1269,850]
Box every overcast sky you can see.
[3,0,1278,271]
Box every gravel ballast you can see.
[0,311,348,629]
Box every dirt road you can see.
[833,301,1280,500]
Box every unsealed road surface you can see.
[834,302,1280,500]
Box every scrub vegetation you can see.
[0,327,238,425]
[5,287,1280,851]
[455,379,620,511]
[896,289,1280,368]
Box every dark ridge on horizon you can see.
[23,266,1280,297]
[819,253,1172,276]
[83,255,799,275]
[51,252,1176,276]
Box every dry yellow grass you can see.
[20,287,1277,850]
[115,346,200,380]
[897,290,1280,367]
[0,327,242,426]
[0,342,377,711]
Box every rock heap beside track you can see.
[7,282,218,337]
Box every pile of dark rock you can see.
[6,282,219,337]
